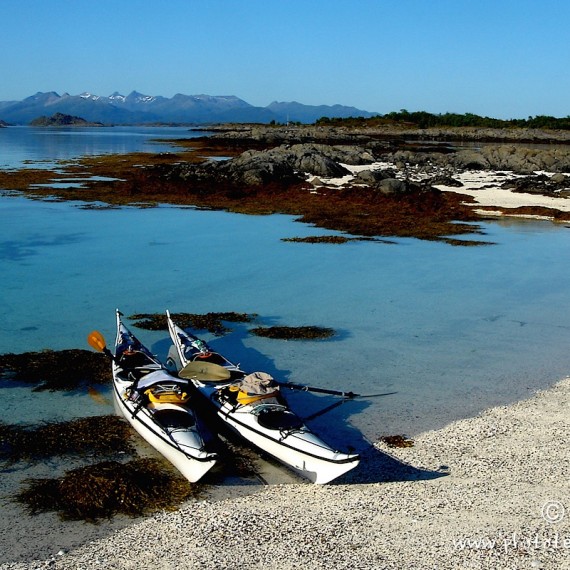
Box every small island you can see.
[29,112,104,127]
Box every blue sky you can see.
[1,0,569,119]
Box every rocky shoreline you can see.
[186,123,570,177]
[198,123,570,144]
[3,124,569,245]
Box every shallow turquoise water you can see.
[1,193,570,446]
[1,126,570,447]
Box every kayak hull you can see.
[111,310,216,483]
[166,311,359,484]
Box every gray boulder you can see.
[292,151,350,177]
[220,150,301,185]
[375,178,408,195]
[354,169,397,184]
[550,173,568,184]
[224,144,357,181]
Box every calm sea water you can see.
[3,128,570,560]
[0,125,205,169]
[1,127,570,445]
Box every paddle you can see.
[302,391,397,422]
[281,382,397,400]
[303,399,347,421]
[87,330,115,361]
[179,361,231,382]
[283,382,358,398]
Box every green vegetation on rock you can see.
[30,112,103,127]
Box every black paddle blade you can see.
[357,391,398,399]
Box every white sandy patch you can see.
[310,162,396,187]
[435,170,570,213]
[314,162,570,218]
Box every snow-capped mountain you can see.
[0,91,376,125]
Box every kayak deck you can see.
[166,311,359,484]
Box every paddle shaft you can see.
[303,399,347,421]
[280,382,357,399]
[282,383,397,399]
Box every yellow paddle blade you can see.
[87,330,107,352]
[179,361,231,382]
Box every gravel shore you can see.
[3,377,569,570]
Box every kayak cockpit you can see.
[255,407,304,431]
[152,407,196,429]
[120,369,191,406]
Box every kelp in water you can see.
[130,312,257,335]
[250,325,335,340]
[0,349,110,391]
[0,415,134,462]
[16,458,198,521]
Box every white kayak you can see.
[165,310,359,484]
[108,310,216,483]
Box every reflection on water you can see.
[0,125,206,169]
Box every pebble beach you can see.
[2,376,569,570]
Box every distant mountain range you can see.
[0,91,378,125]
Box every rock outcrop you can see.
[383,145,570,175]
[170,143,381,186]
[29,113,104,127]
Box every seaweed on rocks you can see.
[380,435,415,448]
[282,235,399,245]
[0,349,110,391]
[250,326,335,340]
[129,312,257,335]
[15,458,198,521]
[476,204,570,222]
[1,138,486,244]
[0,415,134,462]
[6,126,570,243]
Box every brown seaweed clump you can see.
[380,435,415,448]
[15,458,197,521]
[282,236,357,244]
[250,325,335,340]
[129,312,257,335]
[0,349,110,391]
[281,235,393,245]
[0,415,134,462]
